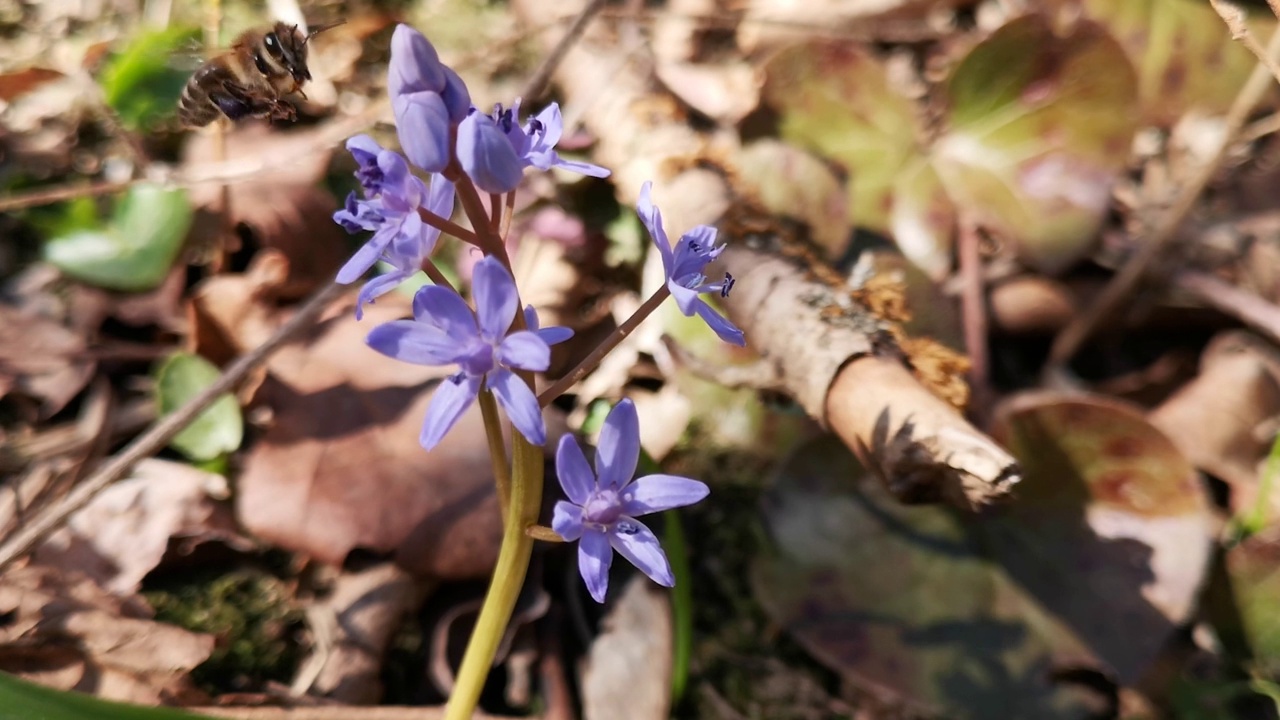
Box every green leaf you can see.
[44,184,192,291]
[754,392,1218,717]
[1082,0,1273,125]
[927,15,1140,273]
[762,42,920,233]
[155,352,244,462]
[98,26,200,130]
[0,672,216,720]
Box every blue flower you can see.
[365,256,572,450]
[345,135,388,195]
[636,182,745,346]
[457,109,523,194]
[458,100,610,194]
[551,399,709,603]
[334,140,455,320]
[388,25,471,173]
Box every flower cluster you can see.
[332,24,745,603]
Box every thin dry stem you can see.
[1047,22,1280,372]
[0,281,347,571]
[1211,0,1280,86]
[518,0,610,100]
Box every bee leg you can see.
[268,99,297,122]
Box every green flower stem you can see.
[477,389,511,516]
[537,284,671,406]
[443,428,543,720]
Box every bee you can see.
[178,21,341,128]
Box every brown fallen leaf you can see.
[292,561,418,704]
[32,458,249,595]
[0,67,65,101]
[580,575,673,720]
[1150,332,1280,515]
[0,565,213,705]
[0,302,94,417]
[183,123,349,297]
[221,281,562,578]
[69,263,190,335]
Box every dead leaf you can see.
[0,302,94,417]
[0,67,65,101]
[989,275,1078,335]
[580,574,673,720]
[655,61,760,125]
[69,263,190,335]
[293,562,418,703]
[0,565,213,705]
[32,458,249,595]
[183,124,348,297]
[226,284,562,578]
[1151,332,1280,515]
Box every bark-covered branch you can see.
[511,0,1020,507]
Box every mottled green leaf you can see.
[98,27,200,130]
[1082,0,1273,125]
[753,392,1217,716]
[762,42,919,233]
[736,139,851,259]
[155,352,243,462]
[929,15,1139,273]
[44,185,192,291]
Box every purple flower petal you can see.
[441,68,472,123]
[336,233,391,284]
[411,286,478,339]
[595,399,641,491]
[346,135,384,192]
[457,111,524,194]
[420,374,482,450]
[347,134,381,160]
[472,257,519,342]
[552,157,610,177]
[667,280,703,317]
[693,300,746,346]
[424,174,456,218]
[523,306,574,345]
[621,475,710,516]
[552,500,585,541]
[394,92,452,173]
[487,369,546,446]
[555,435,595,505]
[637,182,674,275]
[496,331,550,372]
[608,518,673,587]
[579,530,613,603]
[534,326,574,346]
[388,24,447,97]
[367,320,469,366]
[522,305,541,331]
[354,270,411,320]
[670,225,720,279]
[333,192,383,233]
[531,103,563,149]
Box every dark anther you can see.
[721,272,735,297]
[616,521,640,535]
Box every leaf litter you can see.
[6,0,1280,718]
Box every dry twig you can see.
[1047,19,1280,372]
[0,281,346,571]
[509,0,1019,507]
